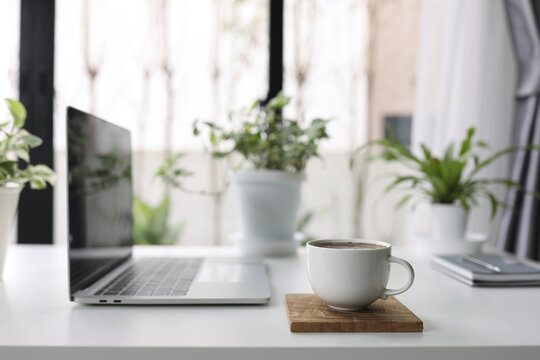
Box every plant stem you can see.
[175,182,229,198]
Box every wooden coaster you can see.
[285,294,423,333]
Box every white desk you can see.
[0,244,539,360]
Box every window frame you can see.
[18,0,55,244]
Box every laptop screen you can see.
[67,107,133,299]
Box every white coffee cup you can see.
[307,239,415,311]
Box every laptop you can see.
[66,107,271,305]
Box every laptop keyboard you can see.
[94,258,202,297]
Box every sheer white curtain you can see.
[409,0,517,242]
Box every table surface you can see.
[1,244,540,360]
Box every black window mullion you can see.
[18,0,55,244]
[266,0,284,103]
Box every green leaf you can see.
[383,127,422,166]
[396,194,413,209]
[457,195,470,210]
[210,131,217,144]
[443,143,454,162]
[385,175,421,193]
[29,178,46,189]
[133,197,152,222]
[0,161,17,176]
[15,149,29,162]
[420,143,432,161]
[267,92,289,110]
[297,211,315,232]
[202,121,221,130]
[477,178,523,190]
[211,151,231,159]
[155,153,193,188]
[430,176,448,198]
[473,154,480,168]
[250,98,260,111]
[5,98,27,128]
[133,195,182,245]
[23,134,42,148]
[468,144,540,179]
[192,120,201,136]
[476,140,489,148]
[0,99,56,188]
[25,164,56,187]
[444,160,464,189]
[459,127,475,157]
[484,190,499,220]
[149,195,169,236]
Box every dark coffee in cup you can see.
[312,241,387,250]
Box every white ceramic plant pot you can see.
[0,184,22,279]
[233,170,305,256]
[432,203,468,241]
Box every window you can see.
[0,0,20,101]
[1,0,21,244]
[284,0,367,152]
[14,0,421,245]
[282,0,368,239]
[54,0,269,245]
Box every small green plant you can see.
[0,99,55,189]
[192,92,330,173]
[351,127,540,219]
[157,153,226,196]
[133,195,183,245]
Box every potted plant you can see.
[0,99,56,278]
[159,93,329,256]
[351,127,539,249]
[133,195,183,245]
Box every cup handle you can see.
[381,256,415,299]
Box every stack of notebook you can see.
[432,253,540,287]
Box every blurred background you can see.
[0,0,515,247]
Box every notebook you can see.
[432,253,540,286]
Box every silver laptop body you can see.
[66,107,270,305]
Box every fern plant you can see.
[0,99,55,189]
[351,127,540,219]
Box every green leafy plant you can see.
[0,99,55,188]
[157,153,226,196]
[192,92,330,173]
[351,127,540,219]
[133,195,183,245]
